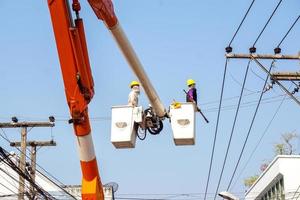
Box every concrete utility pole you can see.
[225,52,300,106]
[10,140,57,199]
[270,72,300,81]
[225,53,300,60]
[0,119,54,200]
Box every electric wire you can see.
[291,183,300,200]
[225,25,299,188]
[229,71,257,92]
[250,66,266,82]
[0,128,77,199]
[213,59,251,200]
[203,58,228,200]
[253,58,300,106]
[226,61,274,191]
[0,179,18,197]
[230,92,287,190]
[2,160,19,190]
[252,0,283,47]
[228,0,256,46]
[0,168,24,194]
[203,93,288,113]
[0,147,54,199]
[277,15,300,47]
[0,128,72,197]
[225,10,300,186]
[202,91,260,106]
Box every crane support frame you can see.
[87,0,166,118]
[109,23,166,117]
[47,0,104,199]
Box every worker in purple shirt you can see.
[186,79,201,112]
[186,79,197,103]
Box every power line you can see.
[226,61,274,190]
[229,92,287,190]
[252,0,283,47]
[0,168,24,194]
[0,128,77,199]
[202,91,260,106]
[228,0,256,47]
[229,71,257,93]
[203,58,228,200]
[229,11,299,185]
[0,178,19,197]
[203,93,288,113]
[291,183,300,200]
[0,147,55,199]
[213,59,251,200]
[277,15,300,47]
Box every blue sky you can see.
[0,0,299,199]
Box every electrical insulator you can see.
[249,46,256,53]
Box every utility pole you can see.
[225,52,300,106]
[225,53,299,60]
[270,72,300,81]
[0,118,54,200]
[10,140,57,199]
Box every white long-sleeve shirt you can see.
[128,86,140,107]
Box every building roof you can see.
[245,155,300,199]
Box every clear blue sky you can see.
[0,0,299,199]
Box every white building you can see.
[245,155,300,200]
[63,185,114,200]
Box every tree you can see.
[274,132,298,155]
[244,175,259,187]
[244,132,298,188]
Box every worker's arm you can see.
[184,89,209,123]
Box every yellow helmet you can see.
[130,80,140,88]
[187,79,196,86]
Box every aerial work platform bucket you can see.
[169,102,196,145]
[111,105,142,148]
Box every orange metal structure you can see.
[48,0,165,198]
[47,0,119,199]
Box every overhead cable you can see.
[203,58,228,200]
[0,128,77,200]
[213,59,251,200]
[229,90,288,190]
[277,15,300,47]
[0,147,55,199]
[228,0,256,47]
[252,0,283,47]
[253,58,300,106]
[226,60,274,190]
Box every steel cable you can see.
[213,59,251,200]
[203,58,228,200]
[0,128,77,200]
[228,0,256,47]
[226,61,274,190]
[252,0,283,47]
[277,15,300,47]
[229,92,287,190]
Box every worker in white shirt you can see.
[128,80,140,107]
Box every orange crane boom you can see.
[47,0,103,199]
[48,0,167,198]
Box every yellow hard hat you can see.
[171,101,182,109]
[130,80,140,88]
[187,79,196,86]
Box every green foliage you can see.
[244,132,298,189]
[274,132,298,155]
[244,175,259,187]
